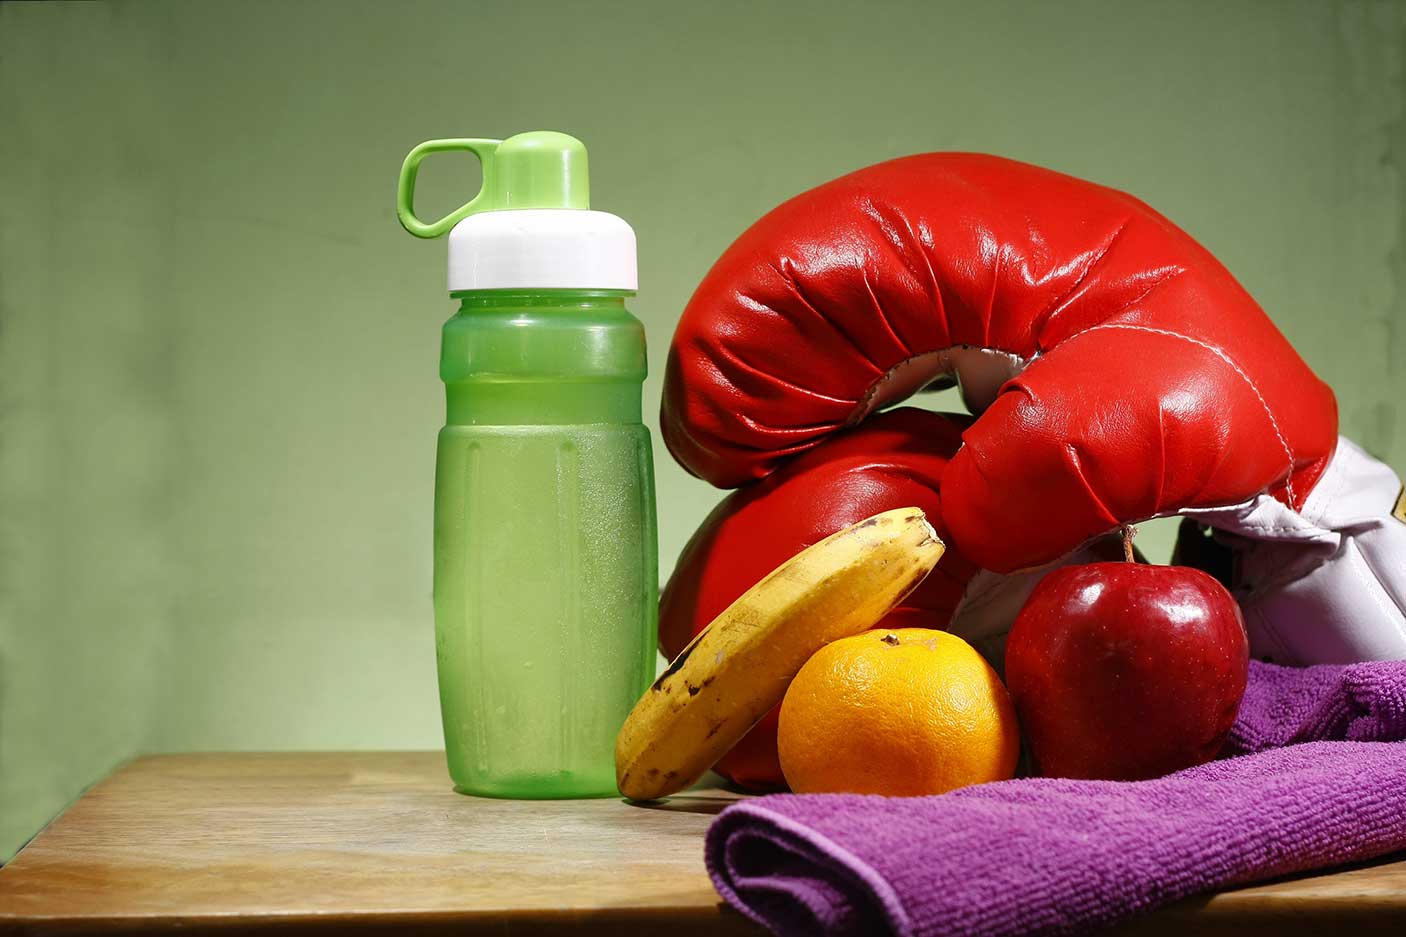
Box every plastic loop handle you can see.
[397,138,502,239]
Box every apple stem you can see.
[1121,525,1136,564]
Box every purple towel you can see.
[706,661,1406,937]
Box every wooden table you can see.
[1,753,1403,935]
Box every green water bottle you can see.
[397,131,658,798]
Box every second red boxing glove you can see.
[660,408,976,788]
[662,405,1122,789]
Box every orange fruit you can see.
[777,628,1020,796]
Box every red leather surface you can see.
[660,408,978,788]
[662,153,1338,572]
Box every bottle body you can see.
[434,291,657,798]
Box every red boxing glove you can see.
[662,154,1339,574]
[661,408,979,789]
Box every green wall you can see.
[1,0,1402,859]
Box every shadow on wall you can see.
[1359,401,1398,463]
[0,301,11,861]
[0,651,13,867]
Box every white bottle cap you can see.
[446,209,637,292]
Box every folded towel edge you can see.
[709,799,916,937]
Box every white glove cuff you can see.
[1181,436,1406,665]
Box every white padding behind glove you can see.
[1181,436,1406,665]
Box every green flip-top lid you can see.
[397,131,590,238]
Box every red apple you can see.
[1004,560,1248,781]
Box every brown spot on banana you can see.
[652,628,706,691]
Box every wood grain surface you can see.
[0,752,1402,935]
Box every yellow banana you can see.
[616,507,945,800]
